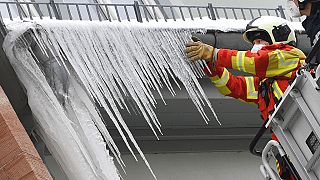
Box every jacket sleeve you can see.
[215,46,305,78]
[204,61,259,104]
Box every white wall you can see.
[45,151,269,180]
[121,151,265,180]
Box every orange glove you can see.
[185,36,214,62]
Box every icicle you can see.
[3,20,221,180]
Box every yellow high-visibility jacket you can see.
[204,43,306,121]
[214,43,305,79]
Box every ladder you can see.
[250,40,320,180]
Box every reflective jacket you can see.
[205,44,306,139]
[214,44,305,79]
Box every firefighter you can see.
[185,16,305,180]
[287,0,320,64]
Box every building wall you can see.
[0,86,52,180]
[121,151,267,180]
[45,151,270,180]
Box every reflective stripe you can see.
[216,86,231,95]
[277,50,298,67]
[313,31,320,45]
[238,51,246,72]
[210,68,230,87]
[243,56,256,75]
[245,77,258,99]
[266,50,299,77]
[272,81,283,100]
[210,68,231,95]
[232,51,246,72]
[232,51,255,74]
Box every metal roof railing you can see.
[0,0,302,22]
[0,0,305,38]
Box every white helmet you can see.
[243,16,296,46]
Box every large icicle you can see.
[3,20,220,180]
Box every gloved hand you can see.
[185,36,214,62]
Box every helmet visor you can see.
[245,30,273,44]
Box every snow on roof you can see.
[3,16,305,32]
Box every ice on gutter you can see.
[2,17,304,180]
